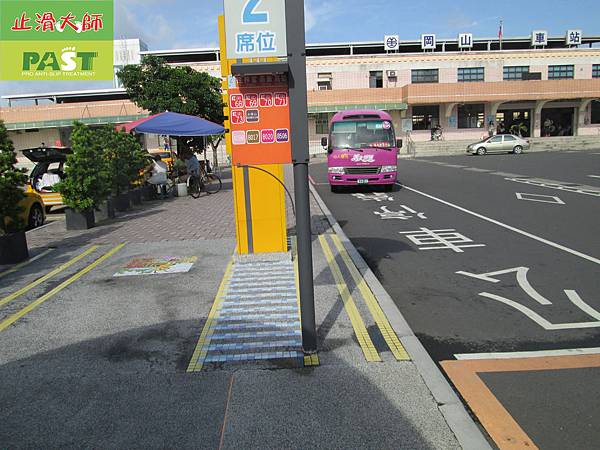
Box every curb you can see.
[308,181,491,450]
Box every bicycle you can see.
[188,166,222,198]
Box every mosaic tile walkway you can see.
[187,258,304,371]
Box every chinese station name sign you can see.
[385,30,584,52]
[0,0,114,80]
[229,74,292,165]
[223,0,287,59]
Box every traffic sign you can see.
[228,74,292,165]
[224,0,288,59]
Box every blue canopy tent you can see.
[132,111,225,136]
[129,111,225,172]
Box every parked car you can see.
[22,146,71,212]
[466,134,530,155]
[3,190,46,231]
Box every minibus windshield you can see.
[331,120,395,150]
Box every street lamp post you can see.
[285,0,317,353]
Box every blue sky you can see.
[2,0,599,102]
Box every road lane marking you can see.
[589,175,600,179]
[400,184,600,265]
[441,354,600,450]
[515,193,565,205]
[0,244,124,332]
[479,292,600,330]
[454,347,600,360]
[464,168,493,173]
[319,235,381,362]
[0,248,54,280]
[331,234,409,361]
[0,246,98,308]
[457,267,553,305]
[506,177,600,197]
[187,260,233,372]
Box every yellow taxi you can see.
[22,146,70,212]
[3,190,46,231]
[19,190,46,229]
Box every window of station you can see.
[591,100,600,124]
[411,69,439,84]
[457,67,484,82]
[548,65,574,79]
[503,66,530,80]
[458,104,485,128]
[315,113,329,134]
[411,105,440,130]
[317,72,332,90]
[369,71,383,88]
[593,64,600,78]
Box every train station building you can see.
[2,33,600,158]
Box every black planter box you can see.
[130,188,142,205]
[0,231,29,264]
[114,192,131,212]
[141,184,154,201]
[65,208,95,230]
[95,198,115,222]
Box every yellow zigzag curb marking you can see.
[0,243,124,332]
[319,235,381,362]
[187,260,233,372]
[331,234,410,361]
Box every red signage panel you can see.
[229,74,292,165]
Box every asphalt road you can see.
[311,150,600,449]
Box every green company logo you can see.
[0,1,114,81]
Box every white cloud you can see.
[305,1,341,32]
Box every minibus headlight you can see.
[328,167,345,174]
[381,165,397,173]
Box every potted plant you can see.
[55,123,111,230]
[510,122,528,137]
[0,120,29,264]
[123,133,147,205]
[104,129,144,211]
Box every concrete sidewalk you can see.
[0,168,486,448]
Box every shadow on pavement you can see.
[0,319,451,449]
[351,237,416,277]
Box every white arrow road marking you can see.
[457,267,552,305]
[479,292,600,330]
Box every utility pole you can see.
[285,0,317,353]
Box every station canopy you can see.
[125,111,225,136]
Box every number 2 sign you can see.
[224,0,288,59]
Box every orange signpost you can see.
[228,74,292,165]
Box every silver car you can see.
[467,134,530,155]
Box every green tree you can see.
[0,120,28,234]
[107,130,147,192]
[56,122,111,212]
[117,55,224,166]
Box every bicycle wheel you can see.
[202,173,222,194]
[188,176,201,199]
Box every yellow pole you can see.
[219,15,288,254]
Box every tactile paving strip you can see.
[188,259,304,371]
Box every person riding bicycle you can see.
[184,151,200,178]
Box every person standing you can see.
[147,154,168,197]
